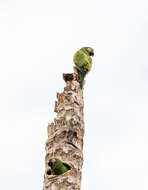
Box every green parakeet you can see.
[73,47,94,88]
[48,158,69,175]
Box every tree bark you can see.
[43,70,84,190]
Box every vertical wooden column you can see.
[43,72,84,190]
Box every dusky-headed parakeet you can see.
[48,158,69,175]
[73,47,94,88]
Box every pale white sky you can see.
[0,0,148,189]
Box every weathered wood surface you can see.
[43,72,84,190]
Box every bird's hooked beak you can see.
[90,52,94,56]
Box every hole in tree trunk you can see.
[47,159,71,175]
[63,163,71,170]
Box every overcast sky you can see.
[0,0,148,189]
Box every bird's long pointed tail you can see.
[78,72,84,89]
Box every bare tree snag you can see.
[43,70,84,190]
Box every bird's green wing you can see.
[73,50,86,68]
[84,55,92,72]
[73,50,92,72]
[52,159,69,175]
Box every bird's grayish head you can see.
[48,158,61,169]
[82,47,94,56]
[48,158,56,168]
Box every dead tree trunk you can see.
[43,71,84,190]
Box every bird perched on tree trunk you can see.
[48,158,69,175]
[73,47,94,88]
